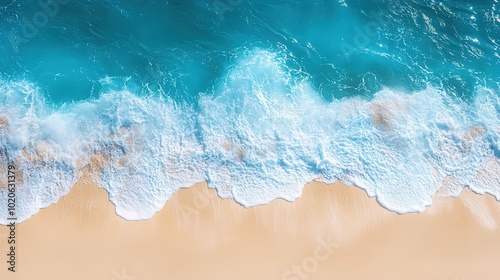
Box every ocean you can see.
[1,0,499,222]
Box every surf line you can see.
[6,164,17,273]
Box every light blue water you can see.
[1,0,500,222]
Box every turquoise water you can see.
[3,0,498,102]
[1,0,500,222]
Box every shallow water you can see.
[1,0,500,222]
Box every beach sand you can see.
[1,173,500,280]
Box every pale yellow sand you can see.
[1,175,500,280]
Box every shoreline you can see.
[3,173,499,226]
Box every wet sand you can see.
[1,175,500,280]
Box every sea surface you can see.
[1,0,500,222]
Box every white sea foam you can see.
[1,49,499,223]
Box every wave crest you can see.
[1,50,499,223]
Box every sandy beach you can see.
[1,173,500,280]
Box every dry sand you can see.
[1,174,500,280]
